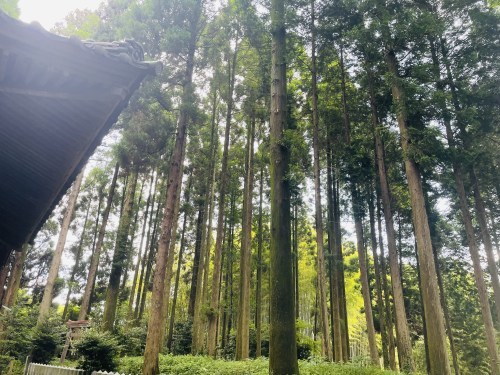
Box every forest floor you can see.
[116,354,398,374]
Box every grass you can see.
[118,354,398,374]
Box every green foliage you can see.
[170,320,193,355]
[113,325,147,356]
[118,354,397,374]
[74,329,119,373]
[0,0,19,18]
[30,317,65,364]
[0,305,37,361]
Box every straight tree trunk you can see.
[79,163,119,320]
[207,41,238,357]
[128,170,155,319]
[367,64,414,372]
[3,244,28,307]
[189,202,205,318]
[471,170,500,323]
[62,199,91,321]
[135,176,161,320]
[375,199,397,370]
[38,169,85,324]
[166,187,190,352]
[160,170,190,350]
[142,2,201,371]
[385,48,451,375]
[121,180,145,292]
[269,0,298,371]
[235,110,255,360]
[102,167,138,331]
[368,194,389,368]
[255,158,264,358]
[310,0,332,360]
[340,43,377,366]
[192,89,219,354]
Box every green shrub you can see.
[74,329,119,373]
[170,320,192,355]
[0,305,37,360]
[114,325,147,356]
[118,354,397,375]
[31,316,65,364]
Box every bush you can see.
[114,325,147,356]
[0,305,37,361]
[118,354,397,374]
[31,316,65,364]
[74,329,119,373]
[170,320,192,355]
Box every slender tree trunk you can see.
[142,2,201,371]
[103,167,138,331]
[3,244,28,307]
[310,0,332,360]
[366,63,414,372]
[62,199,91,321]
[269,0,298,371]
[368,193,389,368]
[255,158,264,358]
[326,144,343,362]
[189,202,205,318]
[192,89,219,354]
[385,48,451,375]
[207,41,238,357]
[38,169,84,324]
[135,176,161,320]
[121,179,144,293]
[235,110,255,360]
[376,199,397,370]
[79,163,119,320]
[138,204,161,321]
[340,42,378,366]
[471,170,500,323]
[166,188,190,352]
[128,171,155,319]
[0,259,9,304]
[160,170,190,350]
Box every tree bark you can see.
[79,163,119,320]
[367,64,414,372]
[326,144,343,362]
[142,2,201,371]
[3,244,28,307]
[385,48,451,375]
[471,170,500,324]
[102,167,138,331]
[368,193,389,368]
[310,0,332,360]
[375,199,397,370]
[166,184,190,352]
[128,170,155,319]
[62,199,91,321]
[207,40,238,357]
[38,168,84,324]
[192,89,219,354]
[269,0,298,371]
[339,41,377,366]
[255,157,264,358]
[235,107,256,360]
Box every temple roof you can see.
[0,11,159,264]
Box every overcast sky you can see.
[18,0,104,30]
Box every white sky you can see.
[18,0,104,30]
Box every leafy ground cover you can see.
[118,355,398,375]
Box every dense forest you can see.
[0,0,499,374]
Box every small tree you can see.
[74,329,119,373]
